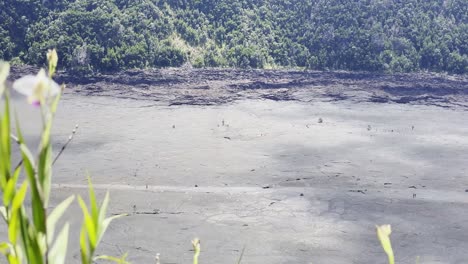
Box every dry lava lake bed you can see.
[5,68,468,263]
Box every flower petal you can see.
[13,75,37,96]
[47,80,61,97]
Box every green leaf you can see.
[80,225,89,264]
[37,232,47,258]
[192,238,200,264]
[18,208,36,264]
[87,175,99,226]
[14,111,24,143]
[37,86,55,163]
[8,209,19,244]
[0,206,7,221]
[19,143,36,177]
[19,142,46,233]
[98,214,126,245]
[3,178,16,207]
[40,116,53,148]
[3,165,22,208]
[3,165,20,207]
[94,253,131,264]
[98,191,110,226]
[48,223,70,264]
[37,141,52,207]
[0,242,11,255]
[78,196,97,250]
[0,91,11,188]
[7,181,28,245]
[47,195,75,245]
[21,226,43,264]
[376,225,395,264]
[11,165,21,183]
[13,244,25,263]
[11,181,28,213]
[7,254,20,264]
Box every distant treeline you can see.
[1,0,466,73]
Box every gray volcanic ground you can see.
[4,68,468,264]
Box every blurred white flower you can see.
[13,69,60,105]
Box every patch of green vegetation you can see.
[0,0,466,73]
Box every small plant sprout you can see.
[192,238,201,264]
[376,225,395,264]
[95,253,131,264]
[236,245,246,264]
[78,176,127,264]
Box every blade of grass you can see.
[80,225,90,264]
[8,181,28,244]
[3,178,16,207]
[236,245,246,264]
[86,175,99,226]
[78,196,97,250]
[192,239,200,264]
[98,214,126,245]
[0,92,11,188]
[48,223,70,264]
[3,166,21,207]
[37,142,52,207]
[47,195,75,245]
[11,181,28,215]
[376,225,395,264]
[0,242,12,255]
[19,143,46,233]
[98,191,110,225]
[94,253,130,264]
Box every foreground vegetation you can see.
[0,51,128,264]
[1,0,467,73]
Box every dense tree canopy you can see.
[1,0,467,73]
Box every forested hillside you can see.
[1,0,467,73]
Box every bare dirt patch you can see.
[5,67,468,263]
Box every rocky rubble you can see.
[9,67,468,108]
